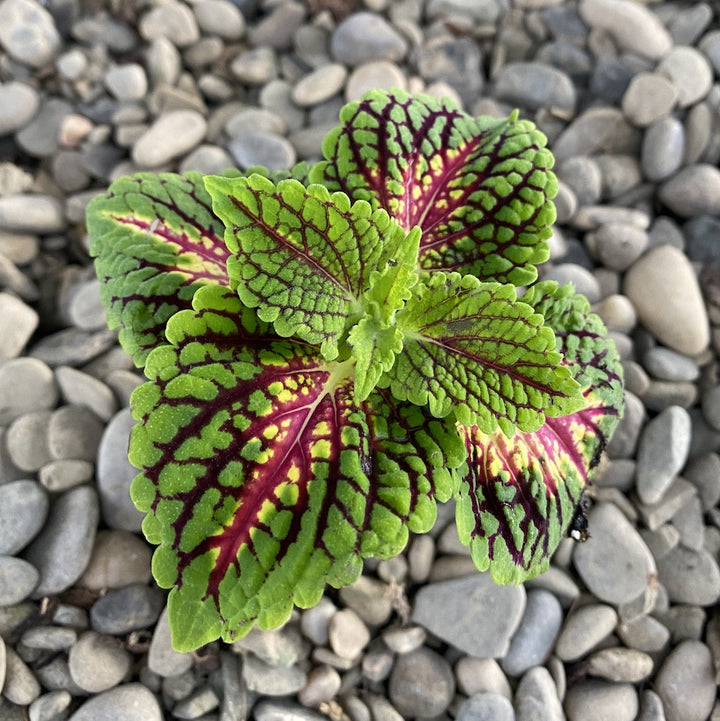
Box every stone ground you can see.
[0,0,720,719]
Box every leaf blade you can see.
[389,273,584,435]
[130,285,463,650]
[205,174,411,360]
[87,171,230,366]
[454,281,625,584]
[310,89,557,286]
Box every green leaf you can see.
[87,171,230,367]
[454,281,625,584]
[309,89,557,286]
[130,285,464,651]
[204,173,410,361]
[347,225,420,402]
[388,273,584,435]
[347,318,403,403]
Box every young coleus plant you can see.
[87,89,624,651]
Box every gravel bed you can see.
[1,0,720,720]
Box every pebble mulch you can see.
[0,0,719,720]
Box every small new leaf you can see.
[347,225,420,401]
[389,273,584,435]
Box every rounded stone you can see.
[555,603,618,662]
[328,609,370,660]
[68,683,163,721]
[338,576,393,626]
[644,344,700,383]
[229,132,296,173]
[139,2,199,48]
[292,64,347,107]
[586,647,654,682]
[0,357,58,425]
[23,485,100,596]
[0,82,40,135]
[297,665,342,707]
[624,244,710,354]
[79,530,152,591]
[3,646,41,705]
[7,409,53,472]
[621,72,677,127]
[0,0,61,68]
[0,293,35,362]
[389,647,455,718]
[558,156,602,208]
[0,556,39,605]
[68,631,133,693]
[642,117,685,181]
[90,584,165,635]
[564,680,638,721]
[572,502,656,605]
[495,61,576,113]
[345,61,407,101]
[55,365,116,423]
[97,409,145,532]
[592,294,636,334]
[593,223,648,271]
[656,545,720,606]
[330,12,407,67]
[229,46,277,84]
[0,480,48,555]
[193,0,245,40]
[48,404,104,462]
[28,690,72,721]
[655,641,716,721]
[635,405,692,505]
[0,194,65,233]
[456,692,514,721]
[455,657,511,699]
[658,46,713,107]
[579,0,672,60]
[412,574,526,658]
[515,666,564,721]
[659,163,720,217]
[501,589,563,676]
[243,653,307,696]
[103,64,148,102]
[132,110,207,168]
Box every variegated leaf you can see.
[130,285,464,650]
[388,272,584,435]
[87,172,230,366]
[454,281,624,583]
[309,89,557,286]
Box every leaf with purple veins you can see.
[309,89,558,286]
[454,281,624,583]
[87,171,230,367]
[129,285,464,650]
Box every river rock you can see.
[0,0,61,68]
[624,244,710,354]
[579,0,672,60]
[24,485,99,596]
[573,502,656,605]
[132,111,207,168]
[655,641,716,721]
[412,574,526,657]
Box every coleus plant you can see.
[87,90,624,652]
